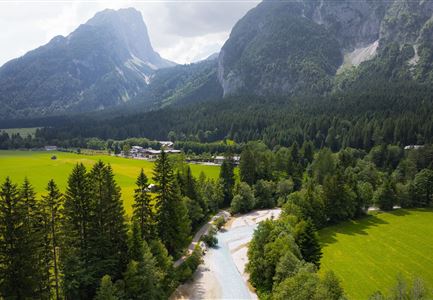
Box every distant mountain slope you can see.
[0,8,175,119]
[144,59,222,108]
[218,0,433,97]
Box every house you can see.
[158,141,174,149]
[130,146,144,157]
[404,145,424,150]
[213,155,240,165]
[128,145,181,160]
[44,145,58,151]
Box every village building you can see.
[404,145,424,150]
[128,146,181,160]
[213,155,240,165]
[44,145,58,151]
[158,141,174,149]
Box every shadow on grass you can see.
[319,214,391,247]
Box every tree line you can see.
[221,141,433,299]
[20,80,433,152]
[0,150,225,299]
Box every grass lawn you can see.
[1,127,40,137]
[319,209,433,299]
[0,150,220,216]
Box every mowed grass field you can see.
[319,209,433,299]
[0,150,220,216]
[1,127,40,137]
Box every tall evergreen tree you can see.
[295,220,322,267]
[240,147,256,185]
[375,176,396,211]
[323,169,356,223]
[124,222,161,300]
[61,163,93,299]
[219,154,235,207]
[20,178,50,298]
[153,150,191,257]
[132,169,154,240]
[0,177,39,299]
[94,275,118,300]
[41,179,63,300]
[87,161,128,295]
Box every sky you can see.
[0,0,260,66]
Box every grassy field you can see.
[0,127,40,137]
[319,209,433,299]
[0,150,221,215]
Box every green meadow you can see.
[0,150,220,215]
[0,127,40,137]
[319,209,433,299]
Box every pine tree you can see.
[124,226,161,300]
[87,161,128,294]
[41,179,63,300]
[132,169,154,240]
[375,176,396,211]
[149,239,176,295]
[178,166,205,230]
[295,220,322,267]
[153,150,191,257]
[61,163,93,299]
[219,154,235,207]
[128,222,144,262]
[240,147,256,185]
[0,177,39,299]
[94,275,118,300]
[20,178,50,298]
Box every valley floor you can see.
[319,209,433,299]
[0,150,220,215]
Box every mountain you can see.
[0,8,175,119]
[218,0,433,97]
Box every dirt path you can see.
[174,210,230,267]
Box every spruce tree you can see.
[240,147,256,185]
[124,222,161,300]
[87,161,128,294]
[153,150,191,257]
[375,176,396,211]
[132,169,154,240]
[94,275,118,300]
[295,220,322,267]
[0,177,38,299]
[178,166,205,231]
[61,163,93,299]
[20,178,49,298]
[219,154,235,207]
[41,179,63,300]
[128,222,144,262]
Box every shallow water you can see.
[172,209,281,300]
[206,224,257,299]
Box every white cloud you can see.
[160,31,228,63]
[0,0,259,66]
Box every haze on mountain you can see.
[0,8,175,119]
[2,0,433,122]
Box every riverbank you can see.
[171,208,281,300]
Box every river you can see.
[172,208,281,300]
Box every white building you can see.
[404,145,424,150]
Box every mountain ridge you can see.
[0,7,175,119]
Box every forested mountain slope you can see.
[218,0,433,97]
[0,8,175,119]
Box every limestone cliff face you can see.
[218,0,433,97]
